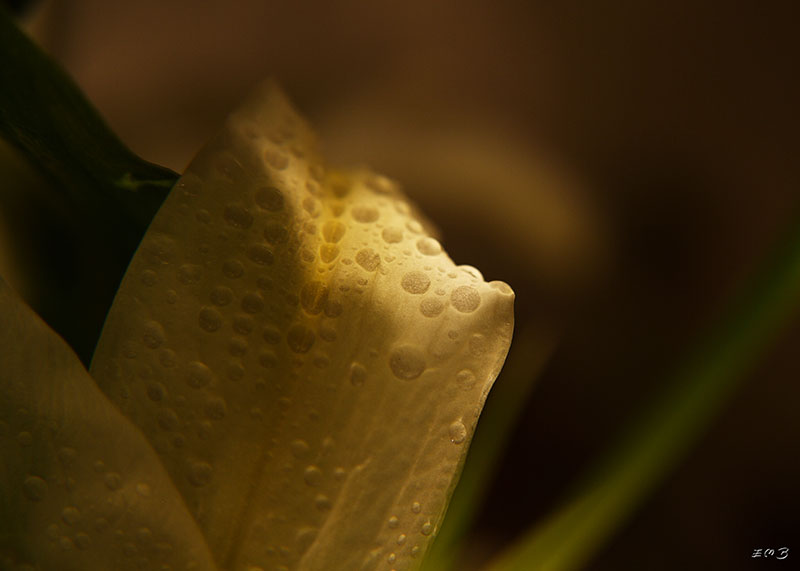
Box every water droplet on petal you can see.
[198,307,223,332]
[416,237,442,256]
[224,203,254,229]
[420,298,445,317]
[321,220,346,243]
[451,286,481,313]
[303,465,323,487]
[255,186,284,211]
[291,439,310,459]
[188,461,212,487]
[287,324,315,353]
[389,346,426,380]
[351,205,379,223]
[186,361,214,388]
[449,421,467,444]
[300,282,329,315]
[142,320,165,349]
[382,227,403,243]
[22,476,47,501]
[349,362,367,386]
[177,263,203,285]
[355,248,380,271]
[401,271,430,294]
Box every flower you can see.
[1,83,513,570]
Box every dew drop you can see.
[159,348,177,368]
[388,516,399,529]
[142,321,165,349]
[224,203,253,229]
[290,439,310,459]
[61,506,81,526]
[247,244,274,265]
[321,220,346,243]
[416,237,442,256]
[177,263,203,285]
[300,281,329,315]
[411,502,422,514]
[258,351,277,368]
[262,326,281,344]
[319,244,340,263]
[351,205,379,223]
[255,186,284,211]
[451,286,481,313]
[319,324,337,342]
[323,299,343,318]
[315,494,332,511]
[58,446,77,466]
[349,362,367,386]
[205,397,228,420]
[188,461,212,487]
[226,361,245,381]
[241,292,264,314]
[198,307,223,332]
[104,472,122,491]
[263,222,288,244]
[186,361,214,388]
[22,476,47,501]
[147,382,166,402]
[222,259,245,279]
[228,337,249,356]
[449,421,467,444]
[401,271,431,295]
[233,314,255,335]
[74,532,91,550]
[388,553,397,564]
[397,534,407,545]
[421,522,433,536]
[264,148,289,170]
[355,248,381,271]
[287,324,315,353]
[157,409,180,431]
[456,369,477,391]
[141,270,157,286]
[303,465,323,487]
[389,346,426,380]
[302,196,320,217]
[407,220,423,233]
[16,431,32,446]
[420,298,445,317]
[382,227,403,243]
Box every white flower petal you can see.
[0,278,217,570]
[91,82,514,570]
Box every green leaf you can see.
[0,276,217,570]
[0,7,177,364]
[487,213,800,571]
[90,83,515,570]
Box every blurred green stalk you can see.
[489,214,800,570]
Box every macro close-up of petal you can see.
[89,83,514,570]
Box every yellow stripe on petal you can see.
[90,82,514,571]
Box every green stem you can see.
[488,212,800,571]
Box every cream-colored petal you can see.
[90,82,514,571]
[0,278,217,571]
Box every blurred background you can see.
[9,1,800,568]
